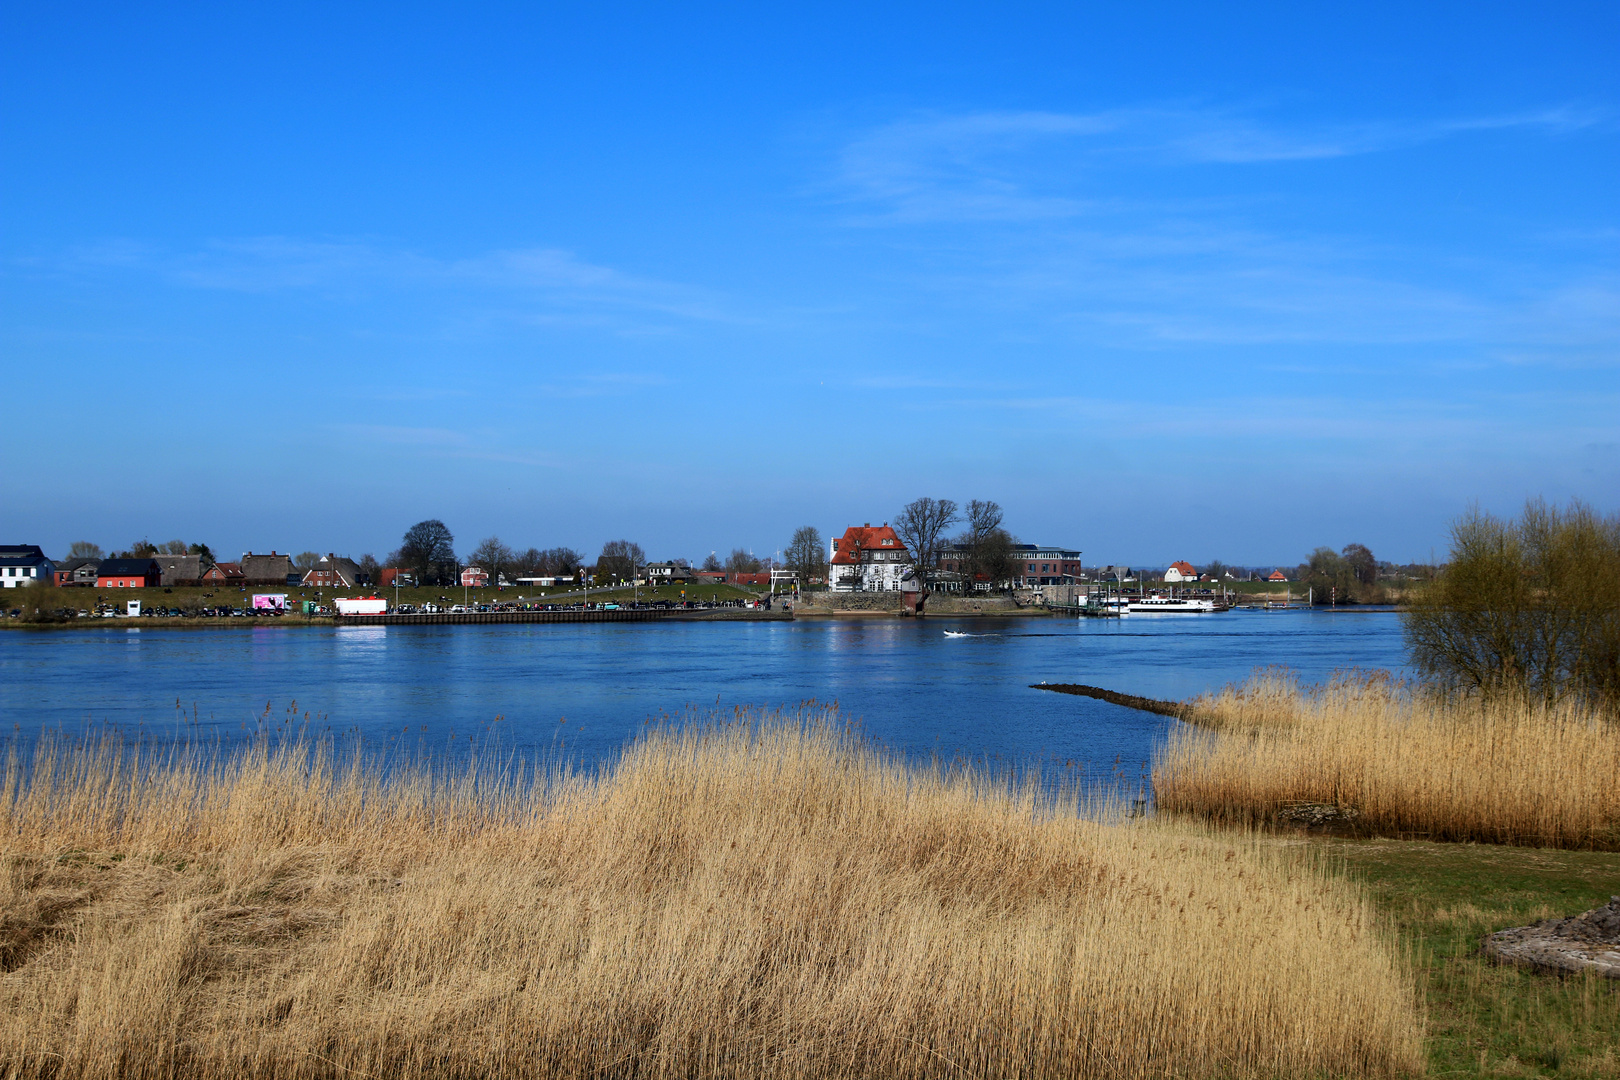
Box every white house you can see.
[1163,560,1198,583]
[829,524,912,592]
[0,545,53,588]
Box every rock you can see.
[1484,896,1620,979]
[1276,803,1361,827]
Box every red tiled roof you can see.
[1169,560,1196,576]
[830,525,907,566]
[1268,569,1288,581]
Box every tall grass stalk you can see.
[2,708,1422,1079]
[1155,672,1620,849]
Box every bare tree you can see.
[67,541,103,560]
[357,553,381,585]
[725,548,761,574]
[468,536,516,584]
[160,539,188,555]
[786,526,825,585]
[294,551,322,572]
[701,551,722,572]
[893,497,959,582]
[1341,543,1377,587]
[598,540,646,583]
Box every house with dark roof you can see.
[96,558,161,588]
[54,558,101,587]
[301,554,365,588]
[211,561,246,584]
[0,545,53,589]
[829,524,910,592]
[240,552,295,585]
[150,554,216,587]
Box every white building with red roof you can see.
[829,523,911,592]
[1163,560,1197,583]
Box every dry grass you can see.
[1156,672,1620,849]
[0,709,1423,1079]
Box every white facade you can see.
[830,554,911,592]
[1,556,51,588]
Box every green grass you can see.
[3,580,765,618]
[1325,838,1620,1078]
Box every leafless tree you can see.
[786,526,825,585]
[725,548,761,574]
[598,539,646,583]
[701,551,723,572]
[468,537,516,584]
[67,541,103,560]
[893,497,959,582]
[294,551,322,572]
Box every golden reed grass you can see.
[1,708,1422,1079]
[1155,672,1620,849]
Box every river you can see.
[0,610,1408,782]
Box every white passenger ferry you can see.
[1126,595,1216,614]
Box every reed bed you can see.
[1156,672,1620,849]
[1,708,1422,1079]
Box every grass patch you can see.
[1155,672,1620,850]
[1328,839,1620,1078]
[0,713,1422,1079]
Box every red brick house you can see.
[96,558,161,588]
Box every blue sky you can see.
[3,3,1615,567]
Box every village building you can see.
[240,552,296,585]
[0,545,53,588]
[53,557,101,587]
[646,562,696,583]
[377,568,414,588]
[301,554,365,589]
[1268,569,1289,582]
[459,566,489,587]
[829,524,911,592]
[96,558,161,588]
[211,561,247,585]
[1008,544,1082,588]
[1163,560,1197,583]
[149,554,217,587]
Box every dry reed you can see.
[1,708,1423,1079]
[1156,671,1620,849]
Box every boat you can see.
[943,630,971,638]
[1126,595,1216,614]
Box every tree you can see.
[398,519,457,585]
[951,500,1014,591]
[701,551,722,572]
[294,552,322,572]
[1341,543,1377,587]
[725,548,761,574]
[893,497,959,582]
[357,553,381,585]
[1203,559,1230,581]
[468,536,516,584]
[121,538,158,558]
[786,526,825,585]
[186,542,214,561]
[597,539,645,583]
[159,539,188,555]
[1404,500,1620,708]
[1298,547,1357,604]
[543,547,583,577]
[974,529,1020,591]
[67,541,103,560]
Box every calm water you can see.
[1,610,1407,780]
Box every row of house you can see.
[0,546,387,591]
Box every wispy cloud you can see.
[831,104,1608,222]
[60,237,739,328]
